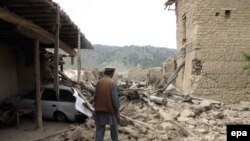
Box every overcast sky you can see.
[53,0,176,48]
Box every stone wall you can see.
[175,0,250,103]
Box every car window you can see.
[22,90,35,99]
[59,89,75,102]
[42,89,57,101]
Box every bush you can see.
[243,52,250,72]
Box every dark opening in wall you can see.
[215,12,220,16]
[192,59,202,75]
[225,10,231,18]
[182,15,187,44]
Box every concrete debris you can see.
[180,109,195,118]
[37,66,249,141]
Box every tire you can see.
[54,112,68,122]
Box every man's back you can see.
[95,76,115,113]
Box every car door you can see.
[41,88,58,119]
[58,89,77,121]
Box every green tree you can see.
[243,52,250,72]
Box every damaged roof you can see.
[165,0,176,6]
[164,0,176,10]
[0,0,93,56]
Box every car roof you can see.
[41,84,73,92]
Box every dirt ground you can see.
[13,98,247,141]
[0,118,77,141]
[1,99,249,141]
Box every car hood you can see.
[73,88,93,117]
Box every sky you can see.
[53,0,176,48]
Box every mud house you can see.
[165,0,250,103]
[0,0,93,127]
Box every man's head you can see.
[104,66,115,77]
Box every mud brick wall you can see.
[0,44,35,102]
[175,0,250,103]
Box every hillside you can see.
[65,44,176,72]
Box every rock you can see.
[85,119,95,129]
[139,126,148,134]
[177,116,191,122]
[119,126,139,139]
[215,120,224,127]
[228,117,244,124]
[67,127,85,141]
[239,111,250,118]
[211,111,224,119]
[159,134,169,141]
[203,134,215,141]
[195,128,209,134]
[199,112,208,118]
[240,101,250,105]
[201,118,208,124]
[169,109,180,119]
[180,109,195,118]
[232,105,249,111]
[188,125,195,129]
[200,101,212,110]
[186,119,197,126]
[159,122,173,130]
[190,105,203,115]
[208,120,216,126]
[223,109,238,117]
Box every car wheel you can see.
[54,112,68,122]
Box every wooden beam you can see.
[34,39,43,129]
[5,3,48,8]
[77,31,81,83]
[54,9,60,98]
[3,0,58,9]
[0,7,76,56]
[23,14,56,18]
[12,10,54,14]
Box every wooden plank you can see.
[34,39,43,129]
[0,7,76,56]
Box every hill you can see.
[65,44,176,72]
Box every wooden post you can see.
[34,39,43,129]
[54,8,60,97]
[71,56,74,65]
[77,31,81,83]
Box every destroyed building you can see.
[165,0,250,103]
[0,0,93,103]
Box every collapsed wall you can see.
[175,0,250,103]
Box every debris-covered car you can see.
[4,84,93,122]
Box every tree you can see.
[243,52,250,72]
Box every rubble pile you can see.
[40,78,250,141]
[39,58,250,141]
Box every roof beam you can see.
[0,7,76,56]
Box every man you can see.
[94,67,120,141]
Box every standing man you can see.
[94,67,120,141]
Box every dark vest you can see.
[95,76,116,113]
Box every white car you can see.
[4,84,93,122]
